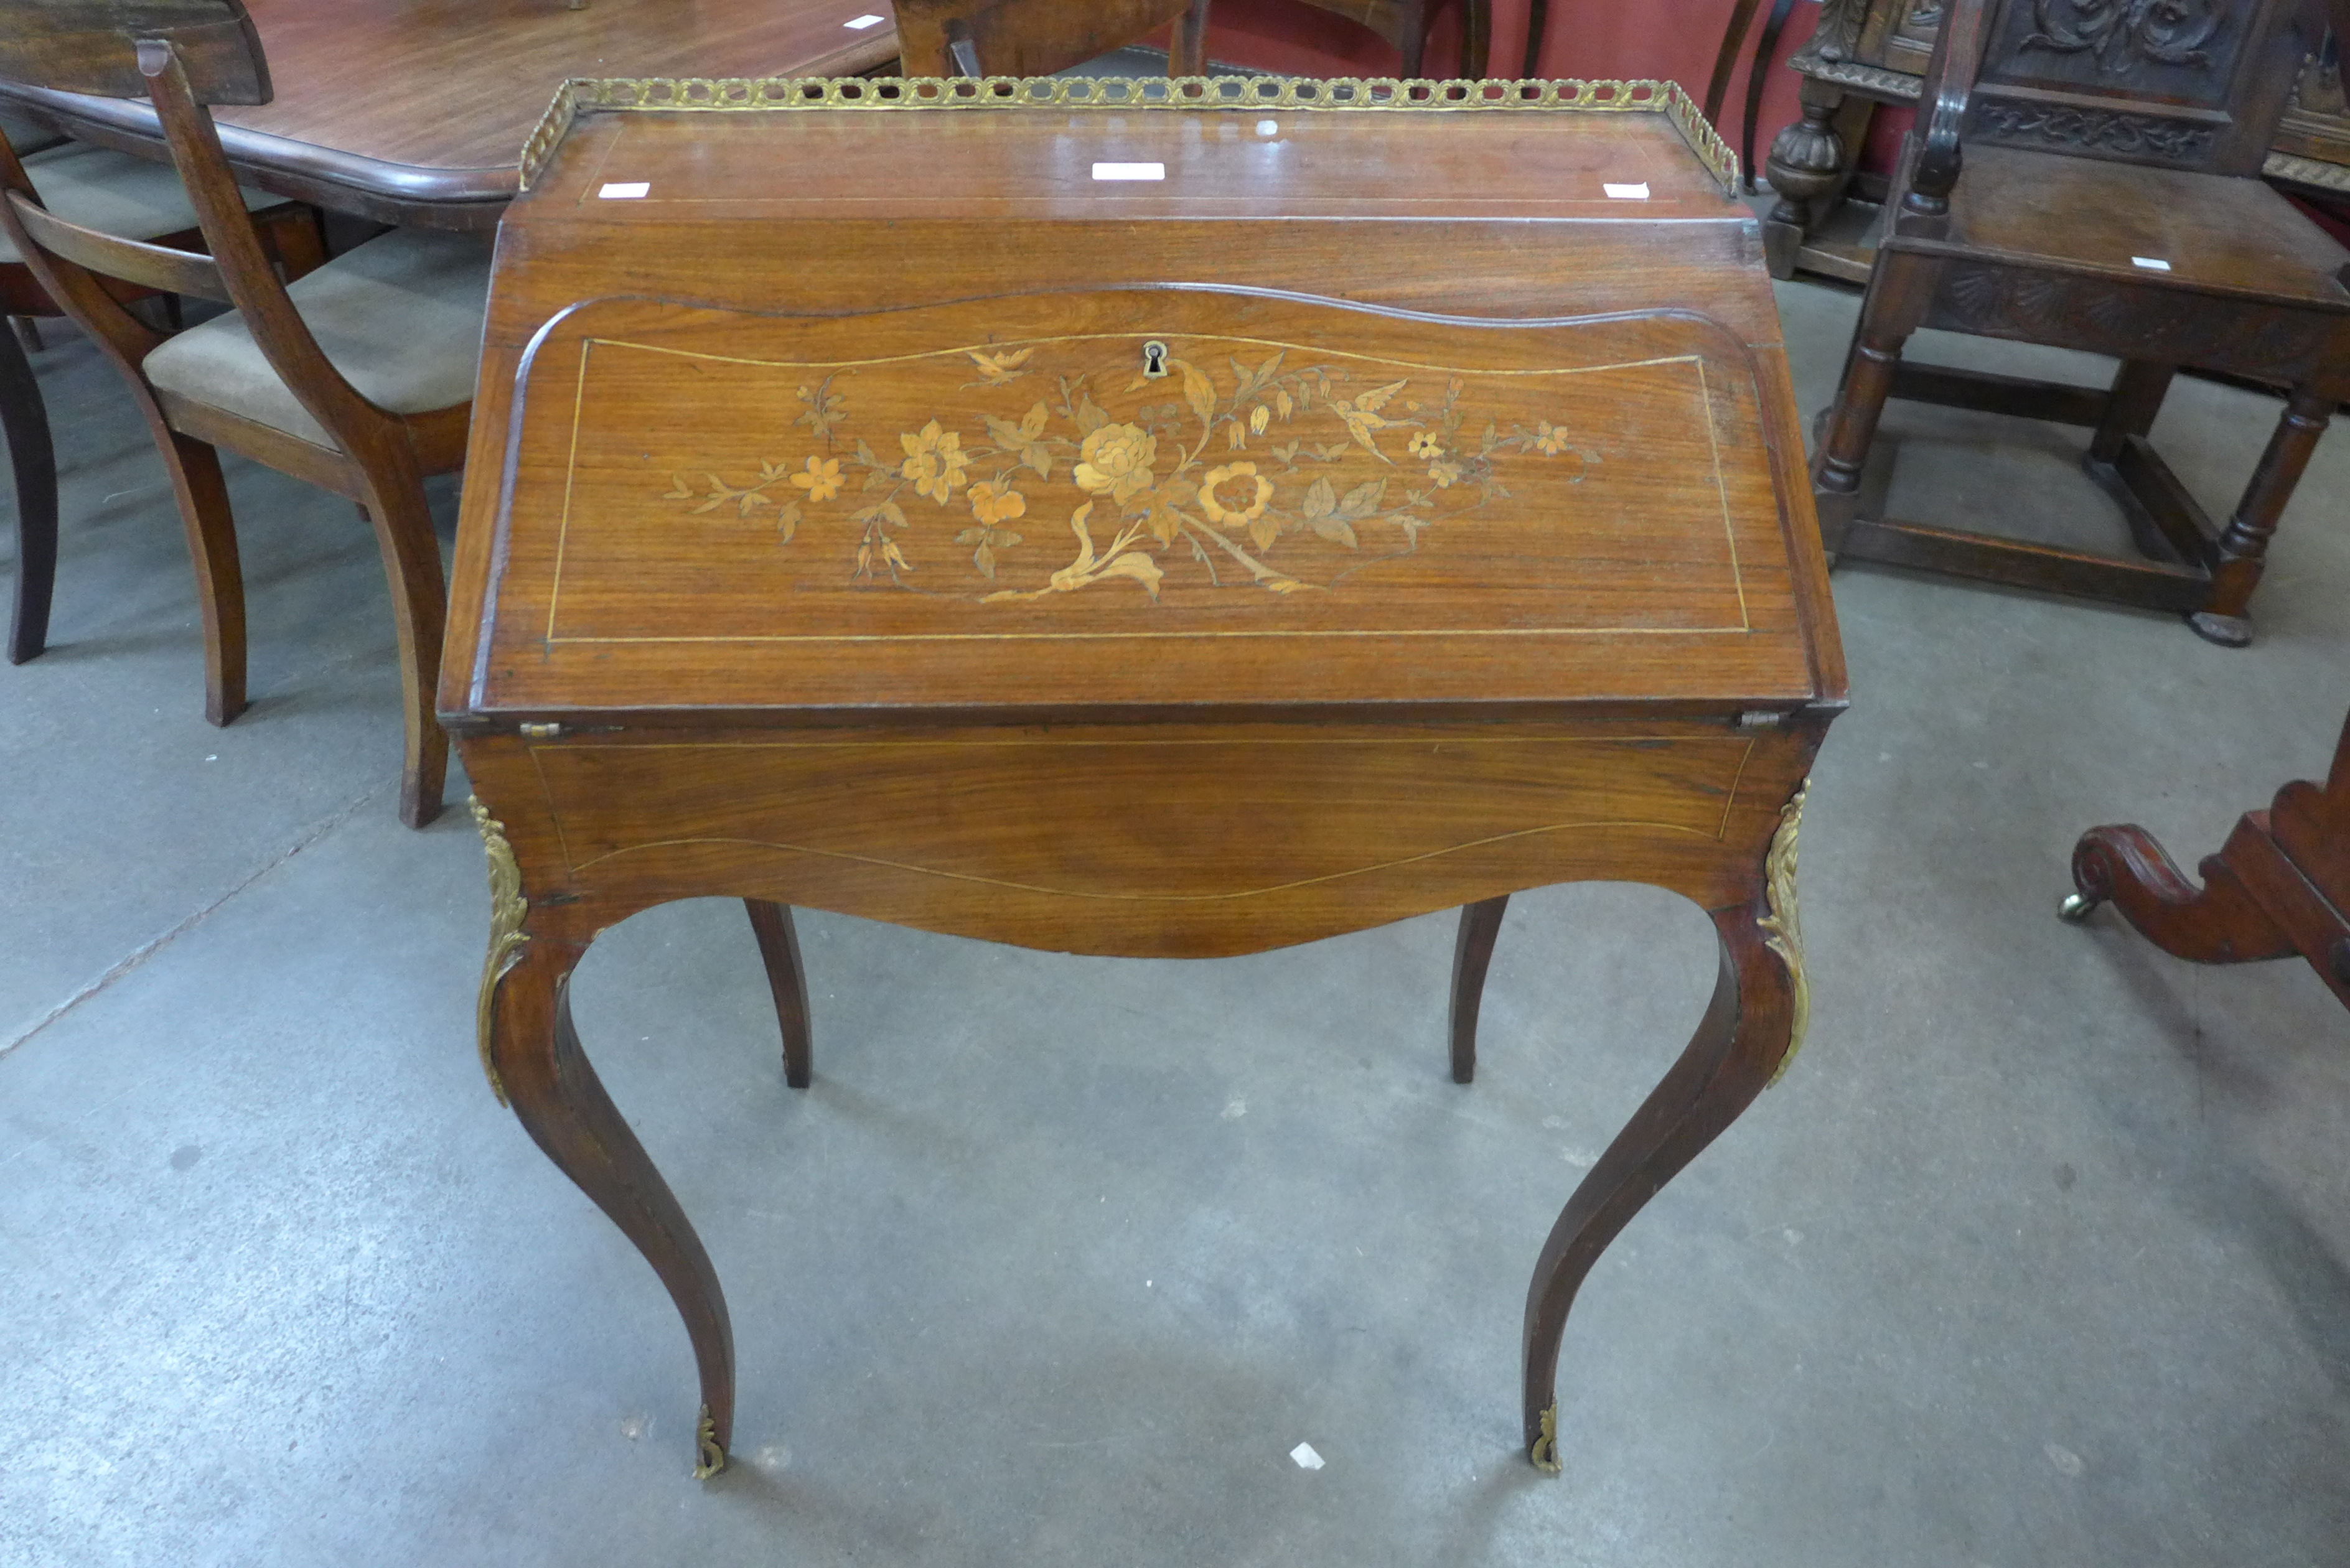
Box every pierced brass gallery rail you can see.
[520,74,1736,196]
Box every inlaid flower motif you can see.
[968,479,1027,526]
[1427,459,1463,489]
[1407,431,1445,459]
[1072,422,1159,505]
[1533,421,1571,456]
[899,420,969,505]
[789,455,844,503]
[1249,404,1271,435]
[1200,462,1273,526]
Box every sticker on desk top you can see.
[843,12,885,27]
[1603,182,1650,200]
[597,182,650,200]
[1093,162,1166,181]
[2131,256,2172,271]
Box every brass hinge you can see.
[517,722,564,740]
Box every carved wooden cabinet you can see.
[442,75,1845,1480]
[1765,0,2350,280]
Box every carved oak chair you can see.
[1,114,322,665]
[0,1,490,826]
[895,0,1214,77]
[1810,0,2350,645]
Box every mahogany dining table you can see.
[0,0,903,228]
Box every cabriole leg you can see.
[489,936,739,1478]
[1448,894,1509,1085]
[1519,787,1807,1471]
[744,900,813,1089]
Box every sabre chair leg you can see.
[491,938,738,1478]
[1,324,57,664]
[2191,385,2333,649]
[1448,894,1509,1085]
[744,899,813,1089]
[355,477,450,828]
[1519,900,1796,1472]
[155,430,248,725]
[2064,824,2295,964]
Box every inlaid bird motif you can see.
[965,346,1036,386]
[1334,378,1411,462]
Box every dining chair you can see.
[895,0,1213,77]
[1293,0,1491,80]
[0,0,490,826]
[1810,0,2350,646]
[2,116,323,666]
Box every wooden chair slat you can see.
[6,188,228,301]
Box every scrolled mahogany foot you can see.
[2067,824,2293,965]
[1519,898,1799,1468]
[489,938,738,1475]
[2187,611,2252,648]
[1448,895,1509,1085]
[744,900,813,1088]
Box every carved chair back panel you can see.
[1963,0,2317,173]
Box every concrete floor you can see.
[5,248,2350,1564]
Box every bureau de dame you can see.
[441,75,1846,1478]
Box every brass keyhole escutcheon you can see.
[1141,340,1169,378]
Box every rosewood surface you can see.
[0,0,903,227]
[444,76,1842,1482]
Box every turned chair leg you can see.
[2190,385,2334,648]
[2086,360,2176,468]
[1448,895,1508,1084]
[1169,0,1211,75]
[1812,260,1934,558]
[1,324,58,665]
[743,900,813,1088]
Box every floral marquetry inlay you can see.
[656,338,1601,605]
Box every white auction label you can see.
[1603,181,1650,199]
[597,182,650,200]
[843,13,884,28]
[1093,162,1166,181]
[2131,256,2173,271]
